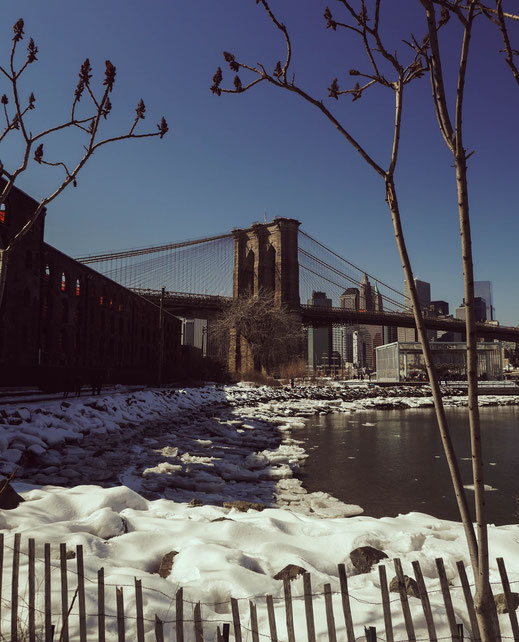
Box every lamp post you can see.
[158,286,165,385]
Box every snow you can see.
[1,382,519,639]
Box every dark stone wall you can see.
[0,184,45,370]
[0,185,181,386]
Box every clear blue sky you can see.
[2,1,518,324]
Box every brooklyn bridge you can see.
[76,217,517,342]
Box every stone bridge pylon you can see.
[229,217,301,372]
[232,217,301,308]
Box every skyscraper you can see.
[400,278,432,341]
[455,297,487,323]
[307,291,333,371]
[359,273,373,311]
[474,281,494,321]
[404,278,431,311]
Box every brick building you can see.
[0,185,181,386]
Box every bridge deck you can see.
[133,289,519,342]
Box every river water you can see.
[297,405,519,525]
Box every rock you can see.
[223,500,265,512]
[273,564,307,581]
[66,550,76,560]
[3,449,23,463]
[350,546,388,573]
[60,468,80,480]
[158,551,179,578]
[389,574,420,599]
[494,592,519,614]
[16,408,31,421]
[188,498,203,507]
[27,444,46,456]
[211,517,234,522]
[0,479,24,509]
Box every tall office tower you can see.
[333,325,353,367]
[335,288,359,369]
[339,287,359,310]
[404,278,431,311]
[373,282,384,312]
[359,273,373,311]
[356,274,383,367]
[401,277,432,341]
[455,303,466,321]
[456,297,487,323]
[474,281,494,321]
[307,291,333,371]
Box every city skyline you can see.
[1,1,518,324]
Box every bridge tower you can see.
[230,217,301,372]
[232,217,301,308]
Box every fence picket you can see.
[222,622,230,642]
[116,586,125,642]
[29,538,36,642]
[303,573,316,642]
[11,532,21,642]
[266,594,278,642]
[324,583,337,642]
[456,561,480,641]
[98,568,105,642]
[283,573,296,642]
[154,614,164,642]
[4,537,514,642]
[378,565,394,642]
[393,558,416,642]
[338,563,355,642]
[194,602,203,642]
[435,557,460,641]
[77,545,87,642]
[231,597,242,642]
[412,560,437,641]
[176,587,184,642]
[134,578,145,642]
[44,543,52,642]
[497,557,519,641]
[364,627,377,642]
[249,600,260,642]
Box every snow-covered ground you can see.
[2,383,519,640]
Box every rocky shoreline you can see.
[3,382,518,517]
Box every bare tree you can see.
[212,1,501,637]
[216,289,302,374]
[0,18,168,309]
[478,1,519,84]
[419,1,519,633]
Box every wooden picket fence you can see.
[1,533,519,641]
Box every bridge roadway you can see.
[133,289,519,342]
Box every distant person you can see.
[91,370,102,395]
[73,373,82,397]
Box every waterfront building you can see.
[376,341,503,382]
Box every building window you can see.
[44,264,51,280]
[99,295,104,306]
[0,204,5,224]
[61,273,66,292]
[76,279,81,296]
